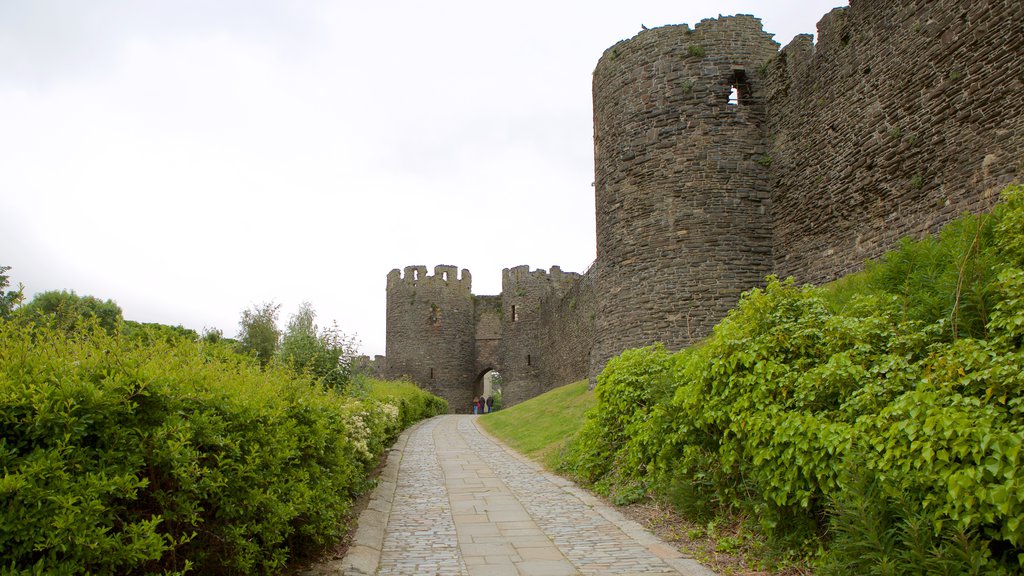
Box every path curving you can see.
[338,415,717,576]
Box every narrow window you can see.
[512,305,519,322]
[442,271,448,281]
[527,354,532,366]
[728,68,752,106]
[430,368,434,379]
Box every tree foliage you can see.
[278,302,358,391]
[121,320,199,344]
[15,289,123,333]
[236,302,282,367]
[0,265,24,319]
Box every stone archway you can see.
[474,369,501,412]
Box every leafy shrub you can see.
[361,376,448,434]
[121,320,199,344]
[0,322,443,574]
[558,345,673,494]
[560,184,1024,572]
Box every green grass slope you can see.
[478,380,595,470]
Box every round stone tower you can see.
[591,16,779,375]
[384,265,476,412]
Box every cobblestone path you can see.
[338,415,715,576]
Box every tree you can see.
[236,302,281,367]
[0,265,24,320]
[17,289,123,333]
[279,302,359,391]
[201,327,224,344]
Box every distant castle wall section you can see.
[473,295,502,381]
[384,264,595,412]
[500,265,591,407]
[766,0,1024,284]
[543,265,597,388]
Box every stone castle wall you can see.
[383,2,1023,411]
[500,266,585,406]
[543,264,597,388]
[766,0,1024,284]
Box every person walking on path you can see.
[472,396,479,415]
[486,395,494,413]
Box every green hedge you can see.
[0,324,445,574]
[561,185,1024,573]
[362,377,450,433]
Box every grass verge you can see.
[478,379,594,470]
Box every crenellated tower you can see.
[384,265,476,410]
[590,15,779,375]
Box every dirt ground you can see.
[617,500,814,576]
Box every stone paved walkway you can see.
[338,415,717,576]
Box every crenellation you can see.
[381,2,1022,411]
[391,264,471,288]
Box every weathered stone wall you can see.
[590,16,779,376]
[766,0,1024,284]
[500,265,588,406]
[384,265,477,413]
[473,294,502,389]
[543,264,597,387]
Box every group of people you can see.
[472,395,493,415]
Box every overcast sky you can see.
[1,0,845,357]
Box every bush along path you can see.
[559,184,1024,574]
[0,322,447,575]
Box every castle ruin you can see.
[384,0,1024,412]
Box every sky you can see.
[1,0,846,357]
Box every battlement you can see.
[503,265,581,288]
[387,265,471,291]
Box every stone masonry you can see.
[383,1,1024,411]
[766,0,1024,284]
[385,265,592,412]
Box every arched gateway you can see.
[383,264,595,413]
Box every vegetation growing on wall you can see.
[0,297,445,574]
[560,185,1024,573]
